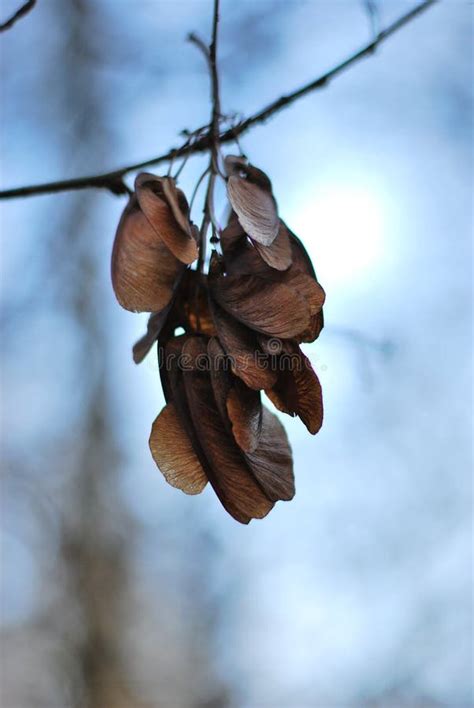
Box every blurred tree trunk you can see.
[49,1,142,705]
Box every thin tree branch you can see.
[187,31,210,63]
[209,0,221,169]
[0,0,36,32]
[364,0,380,42]
[0,0,437,200]
[198,0,221,273]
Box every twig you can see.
[234,0,437,128]
[189,167,210,212]
[0,0,36,32]
[364,0,380,42]
[188,32,210,63]
[197,0,221,273]
[208,0,221,173]
[0,0,437,200]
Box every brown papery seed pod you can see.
[225,156,280,246]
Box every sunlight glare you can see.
[290,183,387,287]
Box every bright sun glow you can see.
[290,183,387,287]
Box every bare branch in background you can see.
[0,0,36,32]
[327,325,395,357]
[0,0,438,200]
[364,0,380,42]
[187,31,211,63]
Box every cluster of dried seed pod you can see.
[111,156,325,523]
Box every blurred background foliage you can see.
[0,1,472,706]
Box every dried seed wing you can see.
[209,302,277,390]
[135,173,198,265]
[162,176,194,237]
[133,307,172,364]
[211,274,311,338]
[226,381,262,453]
[266,343,323,435]
[111,195,184,312]
[244,407,294,501]
[252,220,292,271]
[183,363,274,523]
[227,175,279,246]
[149,402,208,494]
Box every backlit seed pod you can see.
[149,334,294,523]
[225,156,280,246]
[111,195,186,313]
[260,338,324,435]
[210,273,311,339]
[132,269,217,364]
[220,213,325,344]
[112,159,325,523]
[135,173,199,264]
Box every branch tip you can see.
[0,0,36,32]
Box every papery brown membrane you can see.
[220,232,271,278]
[209,301,278,390]
[222,214,319,283]
[158,336,216,480]
[252,220,292,271]
[208,337,263,453]
[211,273,311,338]
[243,407,294,502]
[217,250,324,343]
[224,155,273,192]
[135,173,199,265]
[206,337,293,501]
[279,271,325,315]
[204,340,293,500]
[158,335,184,403]
[133,283,187,365]
[220,216,325,344]
[222,214,291,272]
[296,309,325,344]
[281,228,326,343]
[286,223,317,276]
[224,157,287,252]
[226,379,262,453]
[181,337,274,523]
[264,340,323,435]
[150,331,295,521]
[133,306,173,364]
[188,337,293,519]
[161,176,195,236]
[226,166,279,246]
[149,402,208,494]
[284,229,325,344]
[207,337,232,422]
[111,195,185,313]
[219,211,244,252]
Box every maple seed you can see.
[111,158,325,523]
